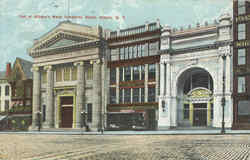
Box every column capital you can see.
[218,46,231,57]
[74,61,84,66]
[31,66,40,72]
[90,59,102,64]
[44,65,53,71]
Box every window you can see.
[138,44,142,57]
[148,64,156,80]
[120,48,124,60]
[129,46,133,59]
[5,100,9,111]
[110,68,116,84]
[124,47,129,59]
[86,66,93,80]
[119,88,123,104]
[142,44,148,57]
[64,67,70,81]
[72,67,77,81]
[133,88,140,103]
[133,46,137,58]
[119,67,123,82]
[238,23,246,40]
[238,48,246,65]
[148,87,156,102]
[56,68,62,82]
[133,66,140,81]
[42,71,47,84]
[0,86,1,96]
[238,100,250,116]
[110,88,116,104]
[5,86,9,96]
[124,88,131,103]
[87,104,92,123]
[141,88,145,103]
[238,76,246,93]
[141,65,145,80]
[183,104,189,120]
[238,0,246,15]
[124,66,131,81]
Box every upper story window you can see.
[124,47,129,60]
[238,0,246,15]
[141,65,145,80]
[133,66,140,81]
[120,48,124,60]
[63,67,71,81]
[238,76,246,93]
[72,67,77,81]
[129,46,133,59]
[148,64,156,80]
[42,71,47,84]
[141,88,145,103]
[119,88,123,104]
[86,66,93,80]
[5,86,9,96]
[133,46,137,58]
[138,44,142,57]
[133,88,140,103]
[124,88,131,103]
[124,66,131,81]
[119,67,124,82]
[109,87,116,104]
[110,68,116,84]
[56,68,62,82]
[148,87,156,102]
[238,48,246,65]
[238,23,246,40]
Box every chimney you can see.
[6,62,11,78]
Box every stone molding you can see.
[90,59,101,64]
[44,65,53,71]
[218,45,231,57]
[73,61,84,66]
[31,66,40,72]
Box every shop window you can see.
[86,66,93,80]
[124,66,131,81]
[238,48,246,65]
[133,88,140,103]
[110,88,116,104]
[120,47,124,60]
[87,103,92,123]
[72,67,77,81]
[238,76,246,93]
[141,65,145,80]
[183,104,189,120]
[124,88,131,103]
[238,1,246,15]
[119,67,124,82]
[148,87,155,102]
[148,64,156,80]
[42,71,47,84]
[5,86,9,96]
[133,66,140,81]
[110,68,116,84]
[63,67,70,81]
[238,23,246,40]
[238,100,250,116]
[56,68,62,82]
[119,88,123,104]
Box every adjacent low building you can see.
[0,63,11,112]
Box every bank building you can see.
[28,21,108,131]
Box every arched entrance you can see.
[176,67,214,127]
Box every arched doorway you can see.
[176,67,214,127]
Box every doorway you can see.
[193,103,207,126]
[60,96,73,128]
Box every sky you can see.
[0,0,233,71]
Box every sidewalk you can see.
[1,129,250,135]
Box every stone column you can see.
[74,61,85,128]
[207,101,211,126]
[145,64,149,102]
[225,54,232,94]
[160,62,165,96]
[91,59,102,131]
[31,66,41,129]
[166,62,171,96]
[43,65,54,128]
[189,102,193,126]
[155,63,160,101]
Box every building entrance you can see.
[193,103,207,126]
[60,96,73,128]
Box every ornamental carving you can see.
[188,88,212,98]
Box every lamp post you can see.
[221,54,226,134]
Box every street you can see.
[0,134,250,160]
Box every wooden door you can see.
[61,107,73,128]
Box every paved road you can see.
[1,134,250,160]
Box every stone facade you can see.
[158,14,233,129]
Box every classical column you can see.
[207,101,211,126]
[43,65,54,128]
[145,64,149,102]
[225,54,232,94]
[31,66,41,129]
[155,63,160,101]
[160,62,165,96]
[189,102,193,126]
[166,62,171,96]
[91,59,102,131]
[74,61,85,128]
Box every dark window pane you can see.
[141,65,145,80]
[119,67,123,82]
[5,86,9,96]
[141,88,145,103]
[148,64,156,80]
[124,88,131,103]
[183,104,189,119]
[87,104,92,123]
[148,87,155,102]
[238,100,250,116]
[133,66,140,81]
[110,68,116,84]
[119,89,123,104]
[110,88,116,104]
[124,66,131,81]
[133,88,139,103]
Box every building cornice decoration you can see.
[29,41,101,58]
[73,61,84,66]
[44,65,53,71]
[31,66,40,72]
[218,45,231,57]
[90,59,101,64]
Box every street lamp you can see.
[221,55,226,134]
